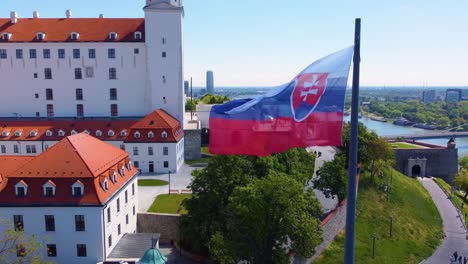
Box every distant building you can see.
[184,80,190,96]
[206,70,214,94]
[422,90,436,103]
[445,89,462,103]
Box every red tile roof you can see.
[0,109,183,143]
[0,134,138,205]
[0,18,144,42]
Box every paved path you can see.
[419,177,468,264]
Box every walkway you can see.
[384,131,468,140]
[419,177,468,264]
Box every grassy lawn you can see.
[391,142,423,149]
[315,169,442,264]
[434,178,468,220]
[147,194,191,214]
[138,179,169,186]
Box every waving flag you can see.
[209,47,354,156]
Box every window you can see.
[126,214,129,225]
[162,51,166,58]
[76,88,83,100]
[34,73,38,79]
[47,104,54,118]
[75,215,85,231]
[29,49,37,59]
[16,49,23,59]
[58,130,65,137]
[26,145,37,154]
[161,131,168,139]
[36,32,45,40]
[75,68,82,79]
[120,130,127,137]
[73,186,82,197]
[133,161,139,169]
[132,183,135,195]
[2,32,11,40]
[162,75,166,83]
[45,215,55,231]
[14,215,23,231]
[13,144,19,153]
[134,31,142,40]
[88,49,96,59]
[134,48,139,54]
[47,244,57,257]
[120,144,125,150]
[108,48,116,59]
[133,206,136,215]
[0,49,7,59]
[133,146,139,156]
[108,130,115,137]
[16,186,25,197]
[148,146,153,156]
[109,32,118,40]
[107,207,111,223]
[96,130,102,137]
[109,68,117,80]
[163,146,168,156]
[85,67,94,78]
[44,186,54,197]
[46,88,53,100]
[108,235,112,247]
[76,104,84,117]
[117,198,120,212]
[58,49,65,59]
[164,161,169,168]
[73,49,80,59]
[70,32,79,40]
[125,190,128,203]
[76,244,87,257]
[44,68,52,79]
[148,131,154,138]
[162,37,166,44]
[1,145,5,153]
[110,88,117,100]
[118,224,121,235]
[111,104,118,117]
[43,49,51,59]
[134,131,141,138]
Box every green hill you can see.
[315,169,442,263]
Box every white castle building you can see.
[0,0,188,173]
[0,134,139,264]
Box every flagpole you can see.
[344,18,361,264]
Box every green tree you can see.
[459,156,468,170]
[454,168,468,200]
[0,218,52,264]
[313,154,348,202]
[209,173,322,263]
[185,99,198,111]
[366,137,395,183]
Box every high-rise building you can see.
[422,90,436,103]
[184,80,190,96]
[206,70,214,94]
[445,89,462,103]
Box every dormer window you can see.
[2,32,11,41]
[101,177,109,191]
[36,32,46,41]
[2,130,10,137]
[120,130,127,137]
[70,130,77,135]
[14,130,22,137]
[134,131,140,139]
[58,130,65,137]
[29,130,38,137]
[96,130,102,137]
[134,31,142,40]
[70,32,79,41]
[15,181,28,197]
[109,32,118,40]
[83,130,90,135]
[120,166,125,177]
[45,130,53,137]
[108,130,115,137]
[127,161,132,171]
[72,180,84,197]
[161,131,168,139]
[111,171,117,183]
[43,180,56,197]
[148,131,154,138]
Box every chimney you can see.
[33,11,40,18]
[99,14,104,18]
[10,11,18,24]
[66,9,72,18]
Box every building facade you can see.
[0,0,185,126]
[206,70,214,94]
[0,134,139,264]
[445,89,462,104]
[422,90,436,103]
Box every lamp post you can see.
[372,233,377,258]
[390,216,393,238]
[168,171,171,195]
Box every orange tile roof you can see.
[0,18,144,43]
[0,134,138,205]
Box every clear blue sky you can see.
[2,0,468,87]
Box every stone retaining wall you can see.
[137,212,179,243]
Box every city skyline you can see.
[1,0,468,87]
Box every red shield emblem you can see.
[290,73,329,121]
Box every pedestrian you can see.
[464,256,467,264]
[452,255,457,263]
[459,255,462,264]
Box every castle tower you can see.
[144,0,185,127]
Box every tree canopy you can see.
[313,153,348,202]
[459,156,468,170]
[454,168,468,200]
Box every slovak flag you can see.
[209,47,354,156]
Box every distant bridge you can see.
[384,131,468,140]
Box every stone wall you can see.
[137,213,179,243]
[184,128,201,161]
[394,147,458,183]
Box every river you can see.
[343,116,468,158]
